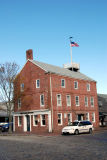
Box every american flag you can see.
[71,41,79,47]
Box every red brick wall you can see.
[14,60,99,134]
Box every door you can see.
[78,114,84,121]
[26,115,30,132]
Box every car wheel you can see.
[89,128,92,134]
[75,129,79,135]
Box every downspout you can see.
[50,73,53,132]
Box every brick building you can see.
[13,49,99,133]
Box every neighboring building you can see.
[13,49,99,133]
[0,102,9,123]
[98,94,107,126]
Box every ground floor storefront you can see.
[13,109,99,133]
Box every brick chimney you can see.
[26,49,33,60]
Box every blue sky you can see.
[0,0,107,94]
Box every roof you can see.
[30,60,95,82]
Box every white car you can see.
[62,121,94,135]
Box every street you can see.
[0,131,107,160]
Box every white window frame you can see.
[86,112,90,121]
[18,98,21,109]
[85,96,88,107]
[87,83,90,91]
[57,94,62,106]
[36,79,40,88]
[75,96,80,106]
[57,113,62,125]
[40,94,44,107]
[20,83,24,92]
[41,115,46,126]
[90,97,94,107]
[92,112,95,122]
[74,81,78,89]
[67,113,72,124]
[66,95,71,106]
[18,116,22,126]
[33,115,38,126]
[61,79,65,88]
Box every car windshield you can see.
[68,122,79,126]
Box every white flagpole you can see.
[70,42,72,65]
[70,37,73,65]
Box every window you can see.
[86,113,89,121]
[18,98,21,109]
[20,83,24,92]
[33,115,38,126]
[90,97,94,107]
[75,96,80,106]
[40,94,44,106]
[61,79,65,88]
[87,83,90,91]
[57,94,62,106]
[58,113,62,125]
[66,95,71,106]
[74,81,78,89]
[18,116,22,126]
[92,112,95,122]
[41,115,46,126]
[67,113,72,124]
[85,96,88,106]
[36,79,40,88]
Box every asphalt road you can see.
[0,131,107,160]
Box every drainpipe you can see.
[50,73,53,132]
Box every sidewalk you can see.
[0,127,107,137]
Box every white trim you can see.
[87,83,90,91]
[90,97,94,107]
[40,114,46,126]
[74,81,78,89]
[57,113,63,125]
[36,79,40,88]
[18,116,22,126]
[67,113,72,123]
[57,94,62,106]
[40,94,45,107]
[50,74,53,132]
[30,115,31,131]
[75,96,80,106]
[61,79,65,88]
[14,109,50,116]
[13,116,15,132]
[29,60,48,72]
[85,96,88,107]
[86,112,90,121]
[66,95,71,106]
[92,112,95,123]
[33,115,38,126]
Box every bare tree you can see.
[0,62,19,132]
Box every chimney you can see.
[26,49,33,60]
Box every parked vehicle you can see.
[0,122,13,132]
[62,120,94,135]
